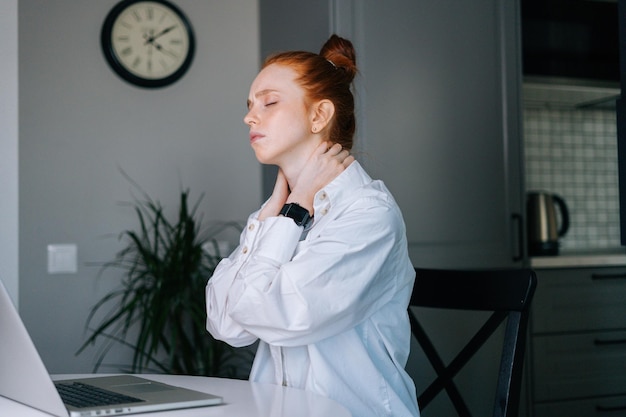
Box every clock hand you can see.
[144,25,176,45]
[153,41,178,59]
[153,25,176,39]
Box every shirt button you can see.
[320,208,329,216]
[248,224,255,231]
[319,192,327,200]
[242,246,249,254]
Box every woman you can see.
[206,34,419,417]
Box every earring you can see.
[312,126,318,133]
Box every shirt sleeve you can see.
[205,213,302,347]
[206,195,412,347]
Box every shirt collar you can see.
[313,161,371,215]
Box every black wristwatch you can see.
[279,203,313,228]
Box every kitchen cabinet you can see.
[260,0,525,269]
[528,266,626,416]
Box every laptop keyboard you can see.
[55,381,144,408]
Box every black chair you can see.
[408,268,537,417]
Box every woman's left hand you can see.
[287,142,354,213]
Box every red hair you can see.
[263,35,357,150]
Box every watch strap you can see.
[279,203,313,228]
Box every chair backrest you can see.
[409,268,537,417]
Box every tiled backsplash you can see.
[523,107,620,251]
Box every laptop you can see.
[0,280,222,416]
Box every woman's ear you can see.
[310,99,335,133]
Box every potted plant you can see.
[77,179,250,377]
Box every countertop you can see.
[530,248,626,268]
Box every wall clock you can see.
[101,0,195,88]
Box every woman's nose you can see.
[244,109,256,126]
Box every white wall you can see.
[0,0,19,307]
[18,0,261,373]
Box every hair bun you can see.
[320,34,357,82]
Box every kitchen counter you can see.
[530,248,626,268]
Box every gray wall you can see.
[0,0,19,307]
[18,0,261,373]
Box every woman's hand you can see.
[258,142,354,221]
[287,142,354,213]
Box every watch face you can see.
[101,0,195,88]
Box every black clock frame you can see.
[101,0,196,88]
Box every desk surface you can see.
[0,374,351,417]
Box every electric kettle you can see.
[527,191,570,256]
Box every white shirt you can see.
[206,161,419,417]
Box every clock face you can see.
[101,0,195,88]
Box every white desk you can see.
[0,374,351,417]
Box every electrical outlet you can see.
[47,244,77,274]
